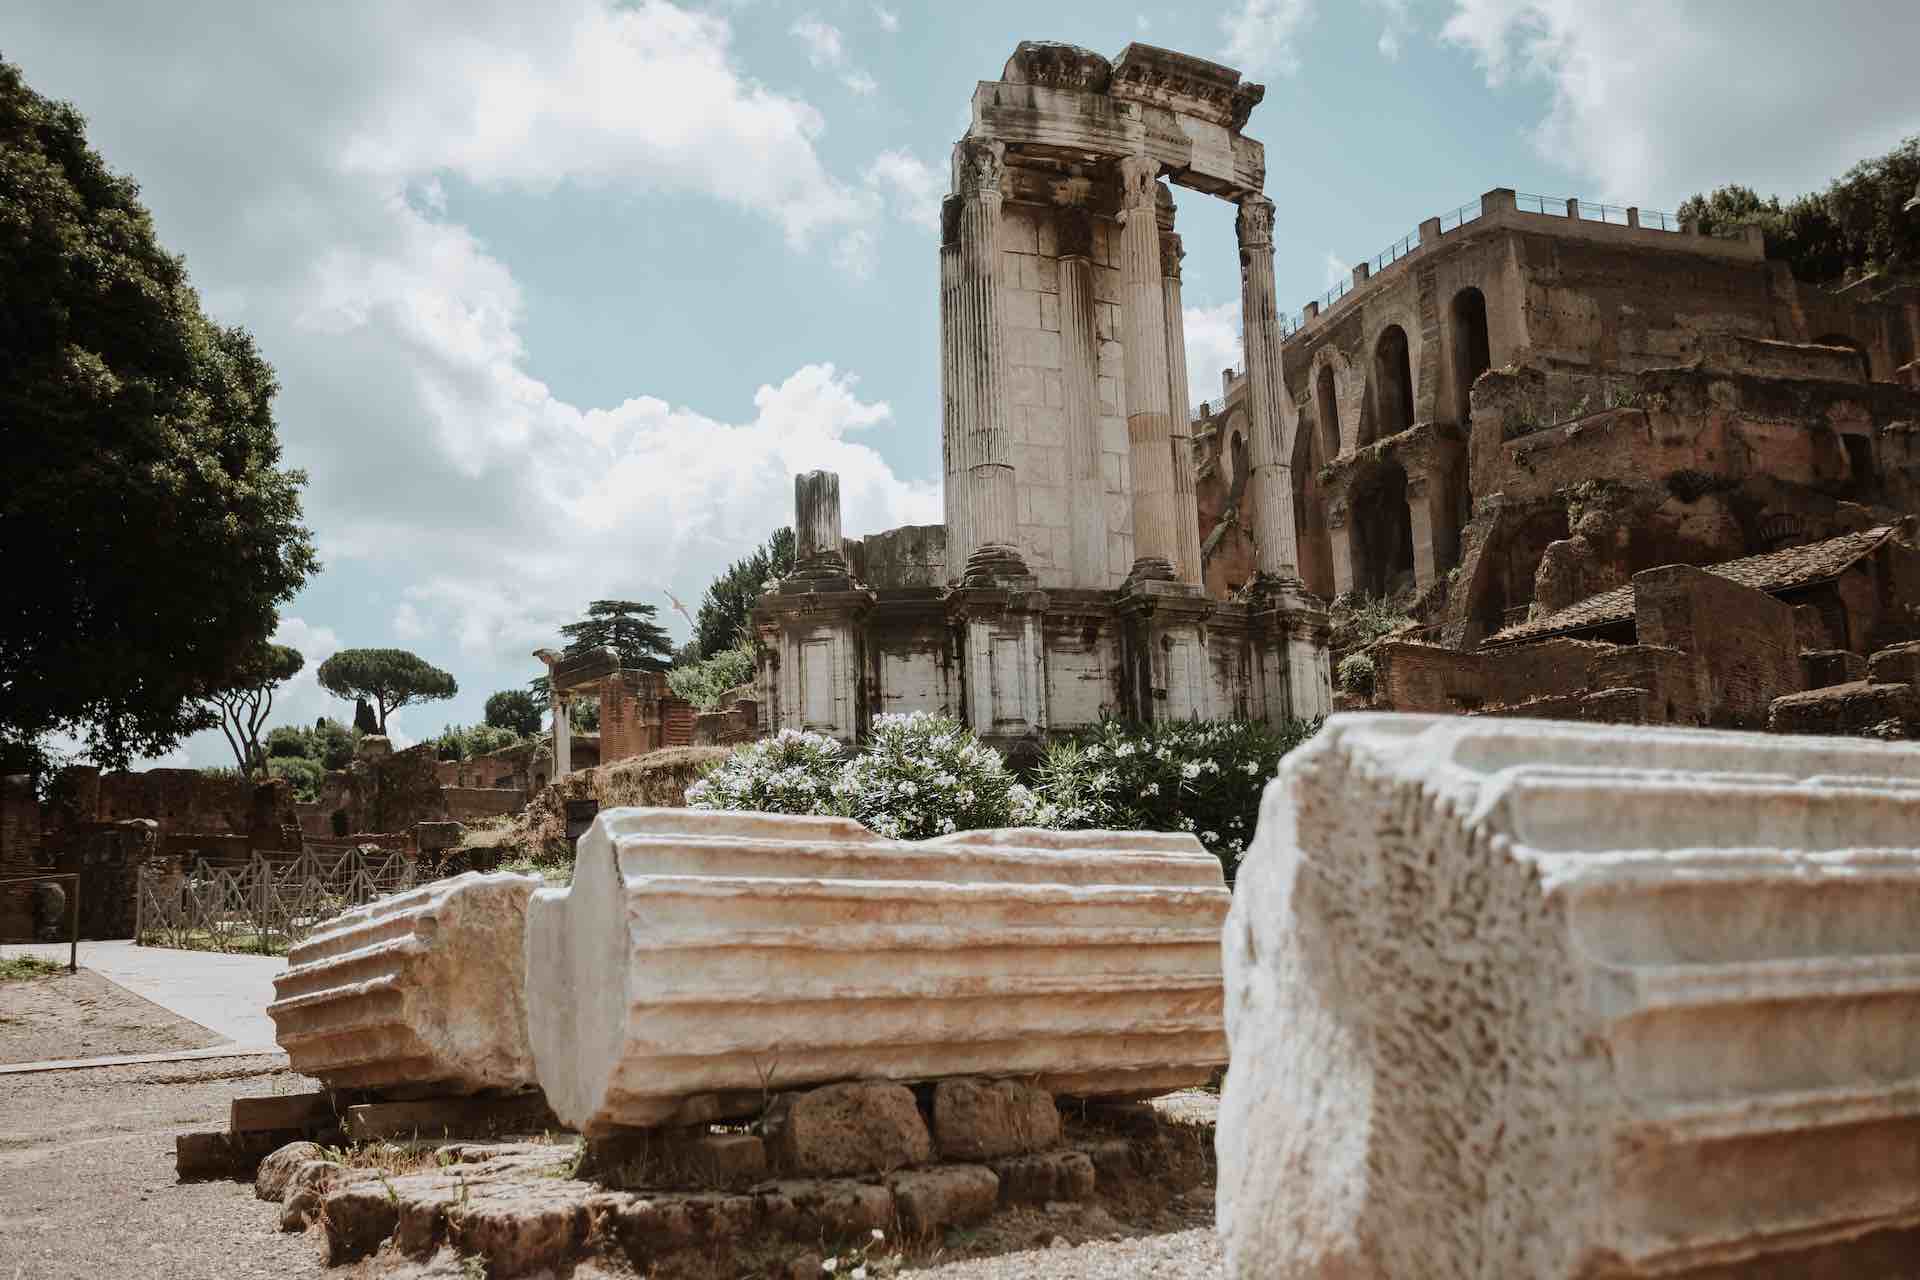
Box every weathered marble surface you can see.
[1218,713,1920,1279]
[269,871,539,1094]
[527,808,1230,1135]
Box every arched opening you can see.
[1813,333,1872,381]
[1350,462,1415,599]
[1314,363,1342,458]
[1373,324,1415,438]
[1450,288,1491,424]
[1292,413,1335,598]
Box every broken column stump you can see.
[526,809,1230,1134]
[267,871,540,1094]
[1218,713,1920,1279]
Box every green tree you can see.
[202,644,304,775]
[483,689,543,737]
[310,717,357,770]
[264,725,315,760]
[0,59,317,773]
[530,599,676,700]
[694,528,794,659]
[316,649,457,733]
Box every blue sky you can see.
[11,0,1919,764]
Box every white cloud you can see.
[1183,302,1244,410]
[1137,15,1153,32]
[1323,251,1351,288]
[1221,0,1315,76]
[791,14,878,95]
[1373,0,1412,59]
[872,4,900,34]
[1441,0,1920,204]
[864,149,944,232]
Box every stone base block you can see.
[527,809,1230,1135]
[1219,714,1920,1279]
[268,871,539,1094]
[933,1077,1062,1159]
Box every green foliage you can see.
[205,643,304,774]
[694,527,794,659]
[667,646,755,710]
[316,649,457,732]
[1029,718,1320,875]
[1329,592,1415,651]
[311,718,356,770]
[1678,137,1920,283]
[569,698,599,733]
[0,955,66,982]
[832,712,1043,840]
[685,728,847,816]
[433,722,520,761]
[1337,652,1377,698]
[266,726,314,759]
[561,600,674,673]
[484,689,544,737]
[266,754,324,802]
[0,59,318,772]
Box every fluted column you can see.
[1058,206,1108,587]
[1118,156,1178,582]
[1237,195,1299,582]
[939,195,972,577]
[949,140,1027,582]
[1158,186,1203,586]
[793,470,844,573]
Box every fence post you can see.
[134,864,144,947]
[1626,207,1640,229]
[67,874,78,973]
[1565,197,1580,220]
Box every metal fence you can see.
[135,847,418,954]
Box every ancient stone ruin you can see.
[1220,712,1920,1278]
[750,42,1334,754]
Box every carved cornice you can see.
[1109,43,1266,132]
[957,139,1007,201]
[1000,41,1113,93]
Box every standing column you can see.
[1158,185,1204,586]
[1237,195,1300,582]
[551,689,571,778]
[938,195,972,576]
[793,470,845,573]
[1118,155,1179,582]
[1057,206,1107,587]
[949,140,1026,582]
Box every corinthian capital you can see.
[957,139,1007,200]
[1236,194,1276,251]
[1117,154,1160,212]
[1159,230,1184,281]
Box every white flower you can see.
[1180,762,1201,781]
[822,1258,838,1273]
[851,1268,868,1280]
[1144,782,1159,796]
[1202,830,1219,842]
[871,1228,885,1241]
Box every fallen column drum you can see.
[527,809,1232,1135]
[268,871,540,1095]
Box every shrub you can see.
[1029,718,1321,874]
[1329,592,1413,651]
[265,725,314,759]
[831,712,1044,840]
[1337,652,1377,697]
[267,755,324,802]
[667,646,756,710]
[684,729,846,816]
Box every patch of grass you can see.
[314,1140,443,1179]
[0,955,66,981]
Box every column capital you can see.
[1159,229,1184,281]
[1237,194,1276,252]
[1117,154,1160,213]
[956,139,1007,200]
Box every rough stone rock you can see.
[932,1078,1062,1160]
[255,1140,325,1201]
[887,1166,1000,1236]
[1074,1139,1134,1183]
[602,1190,758,1254]
[765,1081,932,1176]
[269,871,539,1093]
[279,1160,343,1231]
[990,1150,1097,1205]
[527,809,1230,1133]
[1219,713,1920,1279]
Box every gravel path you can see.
[0,1057,329,1280]
[904,1228,1221,1278]
[0,968,222,1065]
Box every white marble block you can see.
[527,809,1230,1135]
[269,871,539,1094]
[1218,713,1920,1279]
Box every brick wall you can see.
[1,776,41,941]
[1633,564,1799,728]
[442,788,525,822]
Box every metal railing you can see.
[0,873,78,971]
[136,847,418,954]
[1372,229,1420,273]
[1438,198,1483,233]
[1515,191,1570,216]
[1316,275,1352,312]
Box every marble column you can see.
[1158,185,1204,586]
[1117,155,1179,583]
[1237,194,1300,582]
[938,195,972,576]
[949,140,1026,582]
[552,689,571,777]
[793,470,844,573]
[1058,205,1108,588]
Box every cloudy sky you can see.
[11,0,1918,763]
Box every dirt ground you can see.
[0,968,224,1065]
[0,1056,328,1280]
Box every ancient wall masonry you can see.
[1219,713,1920,1278]
[268,871,539,1094]
[526,808,1230,1135]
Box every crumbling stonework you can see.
[1220,713,1920,1278]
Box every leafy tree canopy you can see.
[263,717,355,770]
[316,649,457,732]
[1679,136,1920,284]
[0,58,318,772]
[483,689,544,737]
[205,643,303,775]
[693,528,793,659]
[530,599,675,700]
